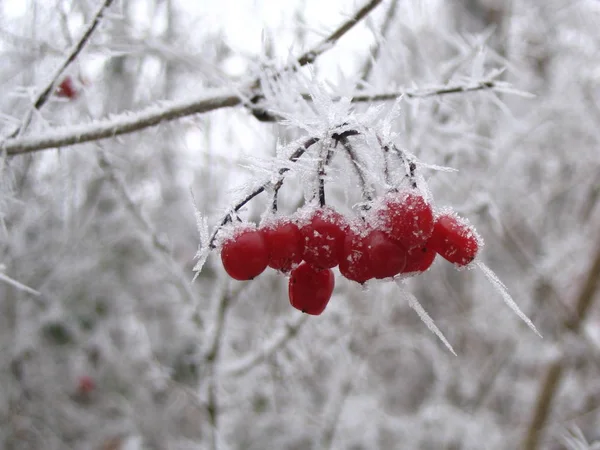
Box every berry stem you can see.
[339,135,374,205]
[209,136,319,248]
[317,147,334,208]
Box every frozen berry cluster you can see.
[218,189,482,316]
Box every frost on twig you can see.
[191,189,210,282]
[477,260,542,338]
[396,281,457,356]
[0,269,40,296]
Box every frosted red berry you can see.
[56,77,78,99]
[375,190,434,250]
[300,208,347,269]
[262,219,303,272]
[339,226,374,284]
[366,229,407,279]
[428,213,480,266]
[220,228,269,280]
[288,262,335,315]
[402,246,436,273]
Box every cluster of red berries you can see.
[219,189,482,316]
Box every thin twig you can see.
[9,0,115,138]
[3,81,500,156]
[357,0,399,86]
[338,135,374,203]
[295,0,383,67]
[522,238,600,450]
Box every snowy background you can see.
[1,0,600,449]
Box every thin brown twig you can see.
[522,238,600,450]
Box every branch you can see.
[220,313,308,378]
[295,0,383,67]
[9,0,115,138]
[3,81,501,156]
[207,136,319,248]
[4,0,383,155]
[3,92,242,156]
[522,238,600,450]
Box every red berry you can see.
[366,230,407,279]
[402,246,436,273]
[428,213,481,266]
[56,77,78,99]
[339,226,374,284]
[375,190,434,249]
[300,208,347,269]
[220,228,269,280]
[262,219,303,272]
[288,263,335,315]
[77,375,95,395]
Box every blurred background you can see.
[1,0,599,449]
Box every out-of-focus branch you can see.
[9,0,115,138]
[3,80,500,156]
[357,0,399,86]
[522,238,600,450]
[220,314,308,378]
[203,282,245,450]
[97,151,201,315]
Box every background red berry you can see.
[339,227,374,284]
[366,229,407,279]
[428,213,481,266]
[76,375,95,395]
[262,219,303,272]
[221,228,269,280]
[300,208,347,269]
[375,190,434,250]
[56,76,78,99]
[288,262,335,315]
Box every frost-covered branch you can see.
[9,0,115,138]
[295,0,383,67]
[522,238,600,450]
[220,313,308,378]
[5,0,383,155]
[3,80,503,156]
